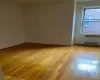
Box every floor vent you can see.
[84,42,98,45]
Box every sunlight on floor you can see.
[74,52,99,73]
[77,59,99,72]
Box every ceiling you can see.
[76,0,97,2]
[14,0,65,5]
[13,0,98,5]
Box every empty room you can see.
[0,0,100,80]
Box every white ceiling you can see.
[13,0,98,5]
[14,0,64,4]
[76,0,97,2]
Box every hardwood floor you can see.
[0,43,100,80]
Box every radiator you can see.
[85,35,100,38]
[84,42,99,45]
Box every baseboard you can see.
[27,41,72,46]
[0,42,72,50]
[27,40,72,46]
[0,42,28,50]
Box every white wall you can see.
[0,0,26,49]
[0,0,74,49]
[23,0,74,45]
[74,1,100,44]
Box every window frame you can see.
[80,7,100,35]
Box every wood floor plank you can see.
[0,43,100,80]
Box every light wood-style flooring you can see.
[0,43,100,80]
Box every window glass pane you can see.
[84,9,100,20]
[82,8,100,34]
[83,21,100,34]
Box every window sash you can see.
[81,8,100,34]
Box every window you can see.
[82,8,100,34]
